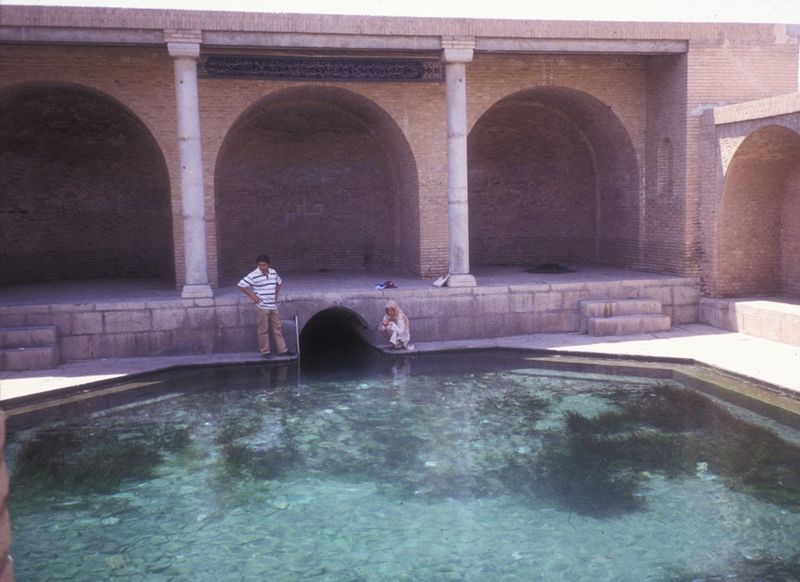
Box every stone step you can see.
[0,346,60,371]
[0,325,60,370]
[579,299,664,332]
[586,314,672,337]
[0,325,58,349]
[579,298,663,318]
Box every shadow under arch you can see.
[718,124,800,297]
[299,306,378,373]
[0,82,174,286]
[468,86,640,269]
[215,86,420,283]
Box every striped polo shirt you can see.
[238,267,282,310]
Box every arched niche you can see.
[215,86,419,283]
[718,125,800,297]
[0,82,174,285]
[467,87,640,268]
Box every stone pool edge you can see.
[2,346,798,435]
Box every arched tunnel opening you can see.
[299,308,380,372]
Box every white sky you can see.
[4,0,799,24]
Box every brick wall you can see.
[0,45,183,286]
[214,85,421,283]
[720,151,783,295]
[0,81,174,285]
[784,164,800,296]
[717,125,800,296]
[700,99,800,299]
[197,75,449,281]
[468,96,596,266]
[645,54,688,274]
[698,109,723,296]
[2,48,663,284]
[0,28,797,291]
[685,41,799,284]
[465,54,646,270]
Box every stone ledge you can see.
[0,346,59,371]
[587,314,672,337]
[0,325,57,349]
[0,278,701,363]
[700,298,800,347]
[713,93,800,126]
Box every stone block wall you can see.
[0,277,700,365]
[701,298,800,346]
[280,277,701,343]
[0,298,252,361]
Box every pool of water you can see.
[5,351,800,580]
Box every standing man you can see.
[238,254,289,357]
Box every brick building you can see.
[1,6,796,292]
[0,7,798,365]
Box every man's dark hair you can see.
[256,254,271,264]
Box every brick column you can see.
[167,32,213,299]
[442,37,477,287]
[0,411,13,582]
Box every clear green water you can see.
[5,352,800,581]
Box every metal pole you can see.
[294,314,301,365]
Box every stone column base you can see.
[181,284,214,299]
[445,273,477,287]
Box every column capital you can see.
[441,36,476,63]
[167,42,200,59]
[166,29,202,58]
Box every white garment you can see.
[380,301,411,348]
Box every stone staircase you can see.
[0,325,60,371]
[580,299,671,337]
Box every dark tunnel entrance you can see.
[299,308,378,371]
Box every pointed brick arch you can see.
[0,82,174,285]
[215,86,420,282]
[467,86,640,268]
[718,124,800,297]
